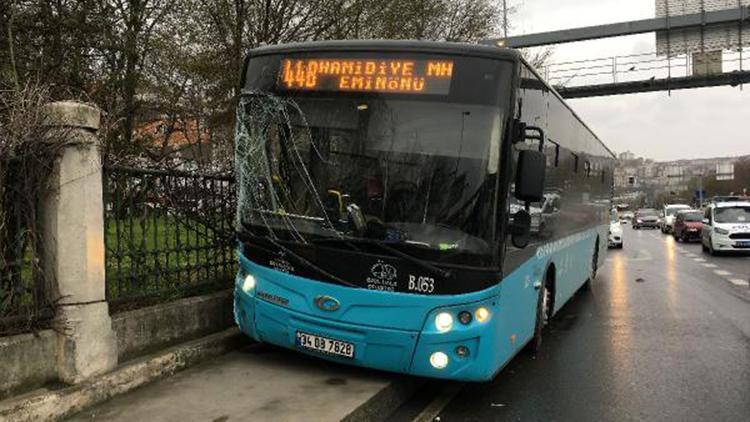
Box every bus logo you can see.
[371,260,398,282]
[314,295,340,312]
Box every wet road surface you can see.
[435,225,750,422]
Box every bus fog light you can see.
[430,351,449,369]
[458,311,472,325]
[435,312,453,332]
[242,274,256,292]
[455,345,470,358]
[475,307,490,323]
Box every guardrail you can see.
[541,47,748,88]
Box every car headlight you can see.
[714,227,729,235]
[241,273,256,292]
[636,219,643,223]
[435,312,453,333]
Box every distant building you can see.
[134,117,213,164]
[619,151,636,161]
[614,153,749,200]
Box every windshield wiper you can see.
[237,231,358,288]
[313,237,452,279]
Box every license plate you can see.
[295,331,355,358]
[737,241,750,248]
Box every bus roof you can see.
[247,40,522,61]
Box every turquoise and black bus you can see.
[233,41,615,381]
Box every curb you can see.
[342,376,426,422]
[0,328,244,422]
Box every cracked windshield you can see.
[236,56,507,266]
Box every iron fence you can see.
[0,159,53,335]
[103,166,236,312]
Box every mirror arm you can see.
[512,119,546,151]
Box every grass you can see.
[104,213,236,308]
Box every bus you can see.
[233,41,615,381]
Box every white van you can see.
[701,201,750,255]
[661,204,691,233]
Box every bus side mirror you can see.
[515,150,545,203]
[510,209,531,248]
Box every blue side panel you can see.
[494,257,541,359]
[536,228,603,314]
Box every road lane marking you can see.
[701,263,718,268]
[728,278,749,287]
[629,250,654,262]
[693,258,706,262]
[714,270,732,276]
[412,383,465,422]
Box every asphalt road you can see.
[434,225,750,422]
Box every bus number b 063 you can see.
[409,275,435,293]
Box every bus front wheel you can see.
[528,270,553,354]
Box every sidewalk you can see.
[66,342,419,422]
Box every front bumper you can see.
[712,234,750,251]
[608,234,622,247]
[680,230,701,241]
[234,284,500,381]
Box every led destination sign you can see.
[279,58,454,95]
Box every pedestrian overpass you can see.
[483,3,750,98]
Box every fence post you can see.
[41,101,117,384]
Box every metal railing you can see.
[0,160,53,335]
[541,47,749,88]
[103,166,236,312]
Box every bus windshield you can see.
[236,53,510,266]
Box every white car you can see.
[608,221,623,249]
[661,204,691,233]
[701,201,750,255]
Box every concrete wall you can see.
[0,331,58,400]
[0,290,233,400]
[112,290,234,362]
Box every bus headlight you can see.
[435,312,453,333]
[429,351,449,369]
[475,307,490,323]
[242,273,256,293]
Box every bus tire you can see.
[528,268,554,354]
[582,238,599,291]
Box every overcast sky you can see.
[512,0,750,161]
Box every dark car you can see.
[672,210,703,242]
[633,208,659,229]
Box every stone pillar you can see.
[41,101,118,384]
